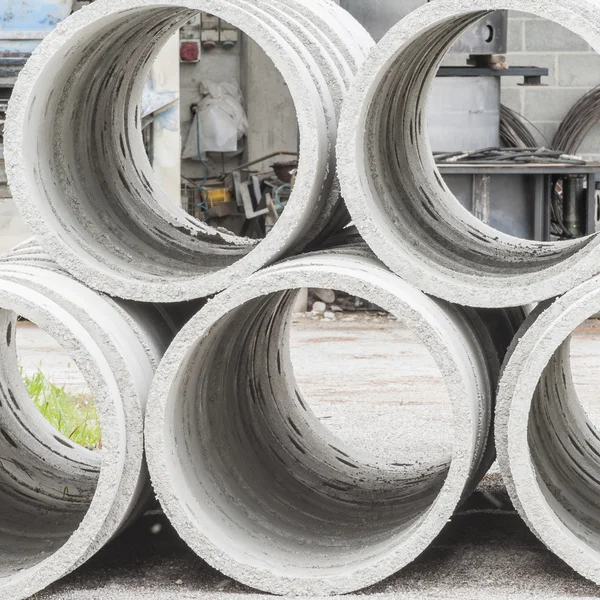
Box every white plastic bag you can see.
[182,80,248,158]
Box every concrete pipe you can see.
[0,239,204,332]
[496,276,600,586]
[337,0,600,309]
[146,249,516,595]
[5,0,372,303]
[0,258,176,600]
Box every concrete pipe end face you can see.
[496,275,600,585]
[0,266,155,600]
[146,253,494,595]
[337,0,600,308]
[3,0,348,302]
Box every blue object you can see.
[1,0,72,29]
[1,1,72,55]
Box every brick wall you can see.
[502,11,600,159]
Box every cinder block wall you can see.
[502,11,600,159]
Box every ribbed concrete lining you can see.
[4,0,372,302]
[146,249,518,595]
[337,0,600,308]
[0,258,176,600]
[497,276,600,586]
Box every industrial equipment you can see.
[342,0,600,241]
[436,150,600,241]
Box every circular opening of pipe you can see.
[17,319,101,450]
[431,16,597,244]
[339,0,600,306]
[8,1,336,301]
[498,283,600,585]
[147,265,495,595]
[527,327,600,562]
[146,13,300,241]
[0,308,102,582]
[159,290,456,591]
[289,292,452,466]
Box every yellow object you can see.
[203,188,232,207]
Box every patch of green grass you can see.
[21,368,102,450]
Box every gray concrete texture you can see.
[4,0,373,302]
[497,276,600,587]
[24,314,600,599]
[143,247,523,595]
[337,0,600,309]
[5,0,600,597]
[0,243,181,600]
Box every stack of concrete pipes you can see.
[2,0,600,597]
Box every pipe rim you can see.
[337,0,600,308]
[0,275,135,600]
[146,253,490,595]
[496,275,600,584]
[4,0,337,302]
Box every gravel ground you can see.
[29,477,600,600]
[17,314,600,600]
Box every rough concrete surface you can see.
[143,249,521,595]
[25,313,600,599]
[497,276,600,587]
[337,0,600,308]
[4,0,372,302]
[0,259,176,600]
